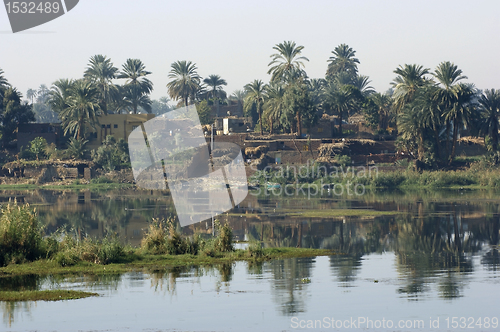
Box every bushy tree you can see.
[1,88,35,147]
[91,136,130,171]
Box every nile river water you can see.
[1,188,499,331]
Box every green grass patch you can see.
[289,209,401,218]
[0,290,99,301]
[0,248,335,277]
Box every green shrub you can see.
[66,137,88,159]
[336,155,352,168]
[214,221,233,253]
[91,136,130,171]
[371,172,405,188]
[247,243,265,258]
[54,234,124,266]
[90,176,113,184]
[0,202,44,266]
[141,218,167,254]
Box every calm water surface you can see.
[1,188,499,331]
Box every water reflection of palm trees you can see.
[267,258,314,316]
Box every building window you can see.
[114,124,118,129]
[101,124,105,128]
[132,125,139,130]
[107,124,111,128]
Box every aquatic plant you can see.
[0,201,44,266]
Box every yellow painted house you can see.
[87,113,155,149]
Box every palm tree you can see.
[479,89,500,151]
[244,80,267,135]
[370,92,392,131]
[432,61,468,162]
[121,84,152,114]
[268,41,309,83]
[167,60,200,108]
[84,55,119,114]
[392,64,430,113]
[0,68,10,98]
[37,84,50,104]
[323,81,362,135]
[326,44,359,79]
[264,83,286,134]
[117,59,153,114]
[443,83,476,162]
[26,89,37,105]
[398,107,425,161]
[203,74,227,100]
[49,79,75,114]
[353,75,375,97]
[59,80,101,139]
[417,86,443,159]
[308,78,325,116]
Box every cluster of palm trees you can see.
[47,55,153,139]
[0,69,35,146]
[392,62,500,165]
[164,40,500,167]
[243,42,372,136]
[166,60,229,114]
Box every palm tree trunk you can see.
[434,126,441,160]
[418,128,425,161]
[493,120,499,152]
[449,118,459,164]
[338,108,343,137]
[258,103,263,135]
[445,122,451,159]
[296,110,302,136]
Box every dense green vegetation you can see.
[2,40,500,173]
[0,202,334,276]
[251,155,500,189]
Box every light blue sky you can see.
[1,0,499,101]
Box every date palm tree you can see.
[268,41,309,83]
[244,80,267,135]
[264,83,286,134]
[167,60,201,107]
[26,88,37,105]
[392,64,430,113]
[479,89,500,152]
[323,81,362,135]
[118,59,153,113]
[49,79,75,115]
[59,80,102,140]
[353,75,375,97]
[203,74,227,100]
[370,92,393,131]
[432,61,468,162]
[326,44,359,79]
[398,105,426,161]
[84,55,119,114]
[37,84,50,104]
[442,83,476,163]
[0,68,9,90]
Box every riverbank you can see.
[0,290,99,302]
[252,162,500,190]
[0,247,335,278]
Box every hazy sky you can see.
[1,0,499,101]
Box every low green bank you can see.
[0,290,99,301]
[0,248,334,277]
